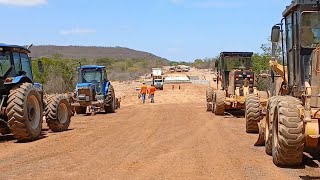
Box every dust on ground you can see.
[0,69,319,180]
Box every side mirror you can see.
[37,60,44,74]
[215,61,219,68]
[271,25,281,43]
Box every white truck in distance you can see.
[152,68,164,90]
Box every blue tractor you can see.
[0,44,71,141]
[72,65,116,115]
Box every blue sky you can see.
[0,0,289,61]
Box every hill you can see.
[29,45,168,62]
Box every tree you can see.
[251,37,283,74]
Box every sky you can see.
[0,0,289,61]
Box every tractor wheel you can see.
[7,83,43,141]
[206,87,214,102]
[45,94,71,132]
[105,84,116,113]
[75,106,87,114]
[206,87,213,112]
[211,92,216,113]
[245,94,260,133]
[207,102,212,111]
[272,97,304,166]
[214,90,225,115]
[265,96,279,155]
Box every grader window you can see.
[301,12,320,48]
[286,15,293,49]
[224,57,252,71]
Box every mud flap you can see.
[254,119,266,146]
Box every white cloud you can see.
[0,0,47,6]
[59,28,96,35]
[192,1,246,8]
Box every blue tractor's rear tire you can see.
[105,85,116,113]
[45,94,71,132]
[7,83,43,141]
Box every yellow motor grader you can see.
[254,0,320,167]
[207,52,267,115]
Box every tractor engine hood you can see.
[76,83,96,102]
[76,83,96,90]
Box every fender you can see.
[103,81,110,96]
[4,75,32,85]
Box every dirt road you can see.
[0,84,319,180]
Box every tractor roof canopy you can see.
[220,52,253,58]
[283,0,319,16]
[0,43,30,53]
[78,65,105,70]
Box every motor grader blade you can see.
[254,119,265,146]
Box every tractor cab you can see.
[218,52,254,96]
[0,44,34,84]
[271,0,320,104]
[77,65,106,94]
[0,44,44,95]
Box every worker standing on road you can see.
[148,85,156,103]
[140,82,148,104]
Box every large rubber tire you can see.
[207,102,212,111]
[206,87,213,112]
[7,83,43,141]
[206,87,213,102]
[211,92,216,113]
[265,96,279,155]
[45,94,71,132]
[245,94,260,133]
[105,85,116,113]
[214,90,225,115]
[272,97,305,166]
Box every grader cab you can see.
[254,0,320,166]
[207,52,266,115]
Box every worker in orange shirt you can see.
[148,85,156,103]
[140,82,148,104]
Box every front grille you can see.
[78,88,91,96]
